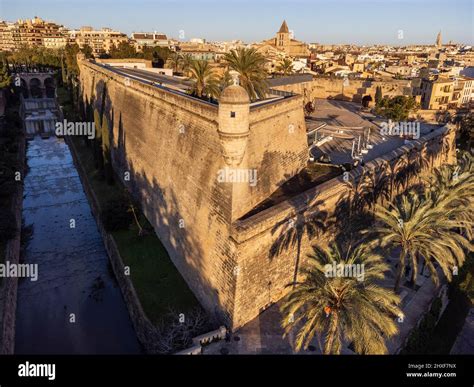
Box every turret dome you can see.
[219,84,250,104]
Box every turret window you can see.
[230,112,236,118]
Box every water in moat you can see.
[15,137,142,354]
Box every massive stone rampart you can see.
[78,59,308,328]
[78,59,455,330]
[272,77,416,104]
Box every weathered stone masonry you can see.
[78,58,455,330]
[78,59,308,329]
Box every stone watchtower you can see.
[217,73,250,168]
[217,72,255,221]
[77,57,310,330]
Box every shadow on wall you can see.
[79,78,235,327]
[264,127,449,303]
[269,172,328,286]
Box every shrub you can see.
[374,95,418,121]
[100,196,133,232]
[155,308,212,353]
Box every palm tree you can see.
[369,190,473,292]
[423,154,474,239]
[188,59,220,99]
[219,70,233,91]
[180,53,194,76]
[0,60,12,88]
[281,243,401,354]
[167,52,182,74]
[223,47,268,101]
[276,58,294,76]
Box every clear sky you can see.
[1,0,472,45]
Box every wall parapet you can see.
[231,125,451,244]
[79,59,219,121]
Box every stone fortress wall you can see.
[78,59,455,330]
[231,126,456,327]
[78,58,308,328]
[272,77,418,104]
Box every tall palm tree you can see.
[281,243,401,354]
[167,52,182,74]
[369,190,473,291]
[188,59,220,99]
[223,47,268,101]
[423,154,474,239]
[276,57,294,76]
[180,53,194,76]
[219,70,233,91]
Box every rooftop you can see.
[278,20,289,34]
[307,99,442,165]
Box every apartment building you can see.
[420,77,454,109]
[451,77,474,108]
[69,27,128,55]
[0,17,66,50]
[0,21,16,51]
[43,27,69,49]
[421,75,473,110]
[131,32,169,51]
[0,17,129,55]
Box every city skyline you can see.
[0,0,473,377]
[1,0,473,45]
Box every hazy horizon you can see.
[1,0,472,46]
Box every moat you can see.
[15,136,141,354]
